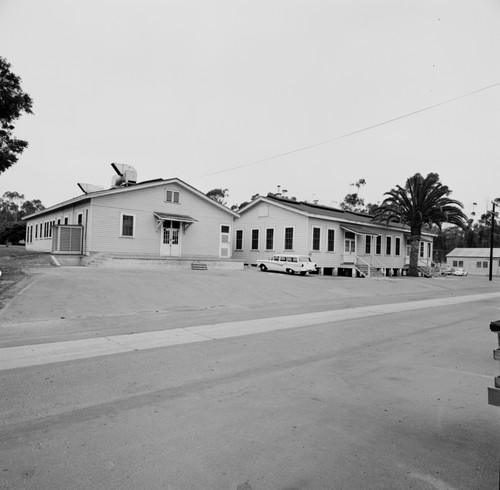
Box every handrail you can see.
[355,255,371,268]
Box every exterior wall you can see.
[235,200,433,275]
[447,255,500,276]
[233,202,309,264]
[88,183,234,257]
[25,201,91,252]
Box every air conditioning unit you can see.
[111,163,137,187]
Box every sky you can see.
[1,0,500,217]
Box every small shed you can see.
[446,248,500,276]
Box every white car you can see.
[257,254,317,275]
[452,268,468,276]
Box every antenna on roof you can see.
[111,163,137,187]
[77,183,105,194]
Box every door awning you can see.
[154,212,197,231]
[154,212,197,223]
[341,224,381,236]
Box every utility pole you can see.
[490,201,497,281]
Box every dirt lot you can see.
[0,246,54,309]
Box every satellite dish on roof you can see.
[111,163,137,187]
[78,183,105,194]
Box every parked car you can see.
[452,268,468,276]
[257,254,317,275]
[440,267,454,276]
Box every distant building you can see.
[446,248,500,276]
[234,194,436,277]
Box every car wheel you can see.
[286,268,294,274]
[259,264,268,272]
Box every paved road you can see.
[1,267,499,489]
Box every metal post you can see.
[490,202,496,281]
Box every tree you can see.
[0,57,34,173]
[0,192,44,244]
[372,173,467,277]
[206,188,228,205]
[340,178,377,214]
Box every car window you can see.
[279,256,286,262]
[287,257,298,262]
[299,257,311,262]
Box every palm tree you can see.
[373,173,467,277]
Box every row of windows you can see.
[236,227,297,251]
[235,227,426,257]
[26,214,83,243]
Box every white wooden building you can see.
[234,194,436,277]
[23,176,240,266]
[446,248,500,276]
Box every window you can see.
[266,228,274,250]
[376,236,382,255]
[427,242,431,258]
[483,261,489,268]
[327,229,335,252]
[121,214,135,237]
[64,216,69,225]
[420,242,425,258]
[386,236,392,255]
[345,231,355,253]
[165,189,180,203]
[235,230,243,250]
[459,260,463,267]
[453,260,458,267]
[312,227,321,251]
[395,237,401,256]
[251,229,259,250]
[365,235,372,254]
[284,227,294,250]
[77,213,83,225]
[221,225,230,233]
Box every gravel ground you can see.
[0,246,54,309]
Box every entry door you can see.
[219,225,231,258]
[161,220,181,256]
[344,231,356,263]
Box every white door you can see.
[219,225,231,258]
[344,231,356,263]
[160,220,181,256]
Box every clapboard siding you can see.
[25,202,90,252]
[24,180,236,258]
[235,197,434,271]
[89,183,233,256]
[233,201,309,264]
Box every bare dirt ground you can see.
[0,246,54,309]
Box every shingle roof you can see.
[259,194,435,235]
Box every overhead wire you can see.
[191,81,500,180]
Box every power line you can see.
[191,81,500,180]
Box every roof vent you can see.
[111,163,137,187]
[77,183,105,194]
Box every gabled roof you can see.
[240,194,436,236]
[23,178,239,220]
[447,248,500,258]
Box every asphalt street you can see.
[1,266,500,489]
